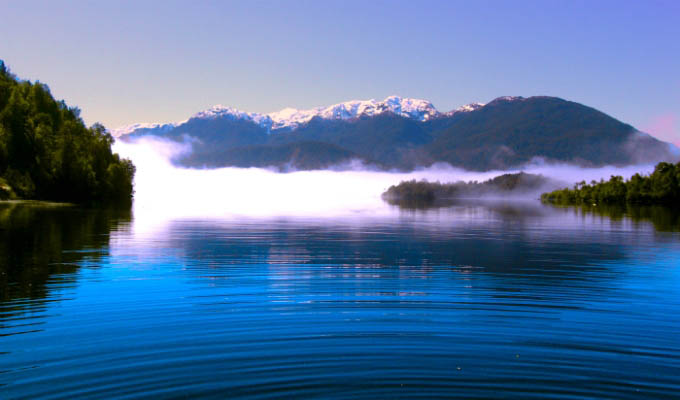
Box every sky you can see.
[1,0,679,145]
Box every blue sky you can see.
[1,0,678,144]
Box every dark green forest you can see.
[0,61,134,203]
[541,162,680,205]
[382,172,557,207]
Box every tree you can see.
[0,62,135,204]
[542,162,680,205]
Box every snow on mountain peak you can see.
[111,96,487,136]
[455,103,485,113]
[184,96,442,131]
[194,105,254,121]
[110,122,178,137]
[486,96,525,106]
[380,95,439,121]
[442,102,486,116]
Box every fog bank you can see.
[113,137,657,223]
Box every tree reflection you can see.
[549,203,680,232]
[387,198,680,232]
[0,202,131,304]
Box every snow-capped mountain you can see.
[112,96,484,136]
[112,95,680,172]
[185,96,442,131]
[445,102,484,115]
[265,96,440,130]
[111,122,179,137]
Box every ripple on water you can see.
[1,204,679,399]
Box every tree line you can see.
[541,162,680,205]
[0,61,134,204]
[382,172,552,207]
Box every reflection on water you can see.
[0,200,679,399]
[390,198,680,232]
[0,203,131,304]
[555,203,680,232]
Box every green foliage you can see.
[541,162,680,205]
[0,176,15,200]
[0,62,135,204]
[383,172,551,207]
[383,179,438,205]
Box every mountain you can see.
[112,122,178,137]
[424,96,676,170]
[181,141,369,170]
[115,95,679,171]
[113,96,449,137]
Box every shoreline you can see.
[0,199,76,207]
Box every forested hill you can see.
[0,61,135,203]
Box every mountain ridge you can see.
[115,95,679,171]
[112,95,484,136]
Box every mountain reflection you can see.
[3,198,679,400]
[1,200,675,316]
[159,203,645,285]
[2,199,674,309]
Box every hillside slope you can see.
[0,62,135,203]
[426,96,672,170]
[118,96,678,171]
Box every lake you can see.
[1,199,679,399]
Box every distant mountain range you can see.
[115,96,679,171]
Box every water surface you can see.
[1,200,679,399]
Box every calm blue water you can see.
[1,201,679,399]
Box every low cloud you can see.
[113,136,660,229]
